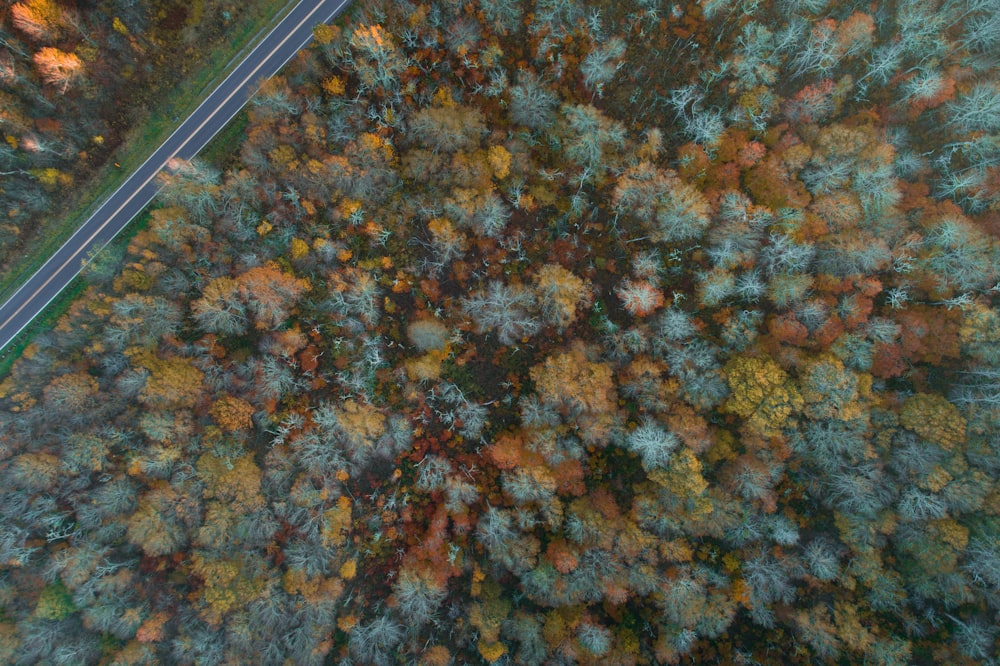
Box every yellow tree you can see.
[334,399,386,455]
[209,395,255,433]
[487,145,511,180]
[533,264,593,331]
[959,302,1000,365]
[190,551,267,626]
[532,344,616,416]
[11,0,63,41]
[32,47,83,93]
[409,105,487,153]
[531,344,618,445]
[197,453,264,512]
[128,349,205,410]
[900,393,966,451]
[8,452,60,492]
[126,482,189,557]
[722,354,803,437]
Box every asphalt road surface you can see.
[0,0,351,351]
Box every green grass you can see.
[200,110,251,171]
[0,0,295,305]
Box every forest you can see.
[1,0,1000,663]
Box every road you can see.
[0,0,351,351]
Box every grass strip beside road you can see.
[0,0,295,305]
[200,111,252,171]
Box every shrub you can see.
[949,615,997,660]
[509,70,557,129]
[577,621,612,656]
[502,467,556,505]
[613,163,711,243]
[462,280,539,345]
[392,568,446,630]
[407,318,450,352]
[415,455,453,492]
[616,279,664,317]
[624,420,680,471]
[349,614,404,665]
[803,539,840,581]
